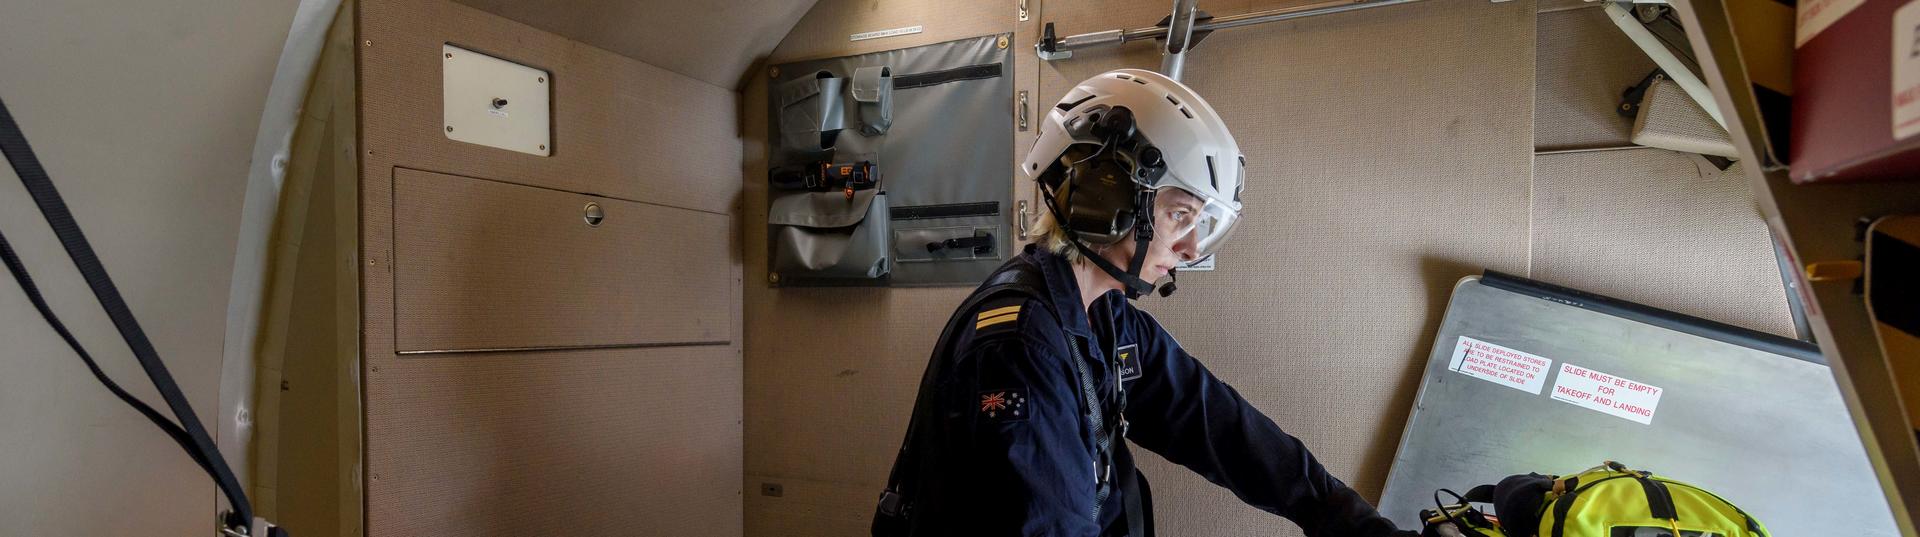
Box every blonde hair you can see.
[1027,200,1109,265]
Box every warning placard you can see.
[1447,336,1552,394]
[1799,0,1865,47]
[1894,0,1920,140]
[1550,363,1663,425]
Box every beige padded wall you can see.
[358,0,744,535]
[1531,149,1792,336]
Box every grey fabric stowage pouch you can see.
[769,189,890,280]
[851,66,893,136]
[893,225,998,263]
[768,34,1011,286]
[776,71,846,159]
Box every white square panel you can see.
[442,44,550,156]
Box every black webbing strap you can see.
[1102,294,1146,537]
[0,96,255,528]
[0,235,216,477]
[1116,446,1148,537]
[1630,472,1679,521]
[1549,475,1640,537]
[1548,485,1578,537]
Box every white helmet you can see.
[1023,69,1244,275]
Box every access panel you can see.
[391,168,731,354]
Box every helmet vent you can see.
[1179,107,1194,119]
[1165,94,1181,106]
[1204,155,1218,191]
[1058,94,1096,112]
[1132,78,1147,85]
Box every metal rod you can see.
[1603,1,1726,129]
[1200,0,1422,31]
[1161,0,1201,80]
[1533,145,1650,155]
[1042,0,1426,59]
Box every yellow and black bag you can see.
[1490,461,1770,537]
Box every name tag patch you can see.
[1116,344,1141,383]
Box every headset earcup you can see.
[1065,159,1139,244]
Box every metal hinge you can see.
[1016,200,1032,238]
[1017,90,1030,131]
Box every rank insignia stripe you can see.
[975,303,1022,330]
[977,304,1021,320]
[976,313,1018,330]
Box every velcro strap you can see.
[1633,474,1679,521]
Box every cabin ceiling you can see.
[453,0,820,89]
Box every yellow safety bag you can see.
[1527,461,1769,537]
[1427,461,1768,537]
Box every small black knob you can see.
[1139,146,1163,168]
[491,98,509,109]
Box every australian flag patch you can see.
[978,389,1029,422]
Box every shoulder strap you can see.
[874,257,1057,534]
[0,98,258,530]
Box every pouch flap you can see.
[776,70,833,108]
[769,189,878,228]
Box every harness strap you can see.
[0,96,255,528]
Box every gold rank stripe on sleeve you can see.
[976,305,1021,330]
[978,305,1021,319]
[976,313,1018,330]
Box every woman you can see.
[875,69,1413,537]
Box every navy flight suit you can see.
[890,245,1411,537]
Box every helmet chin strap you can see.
[1044,186,1160,300]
